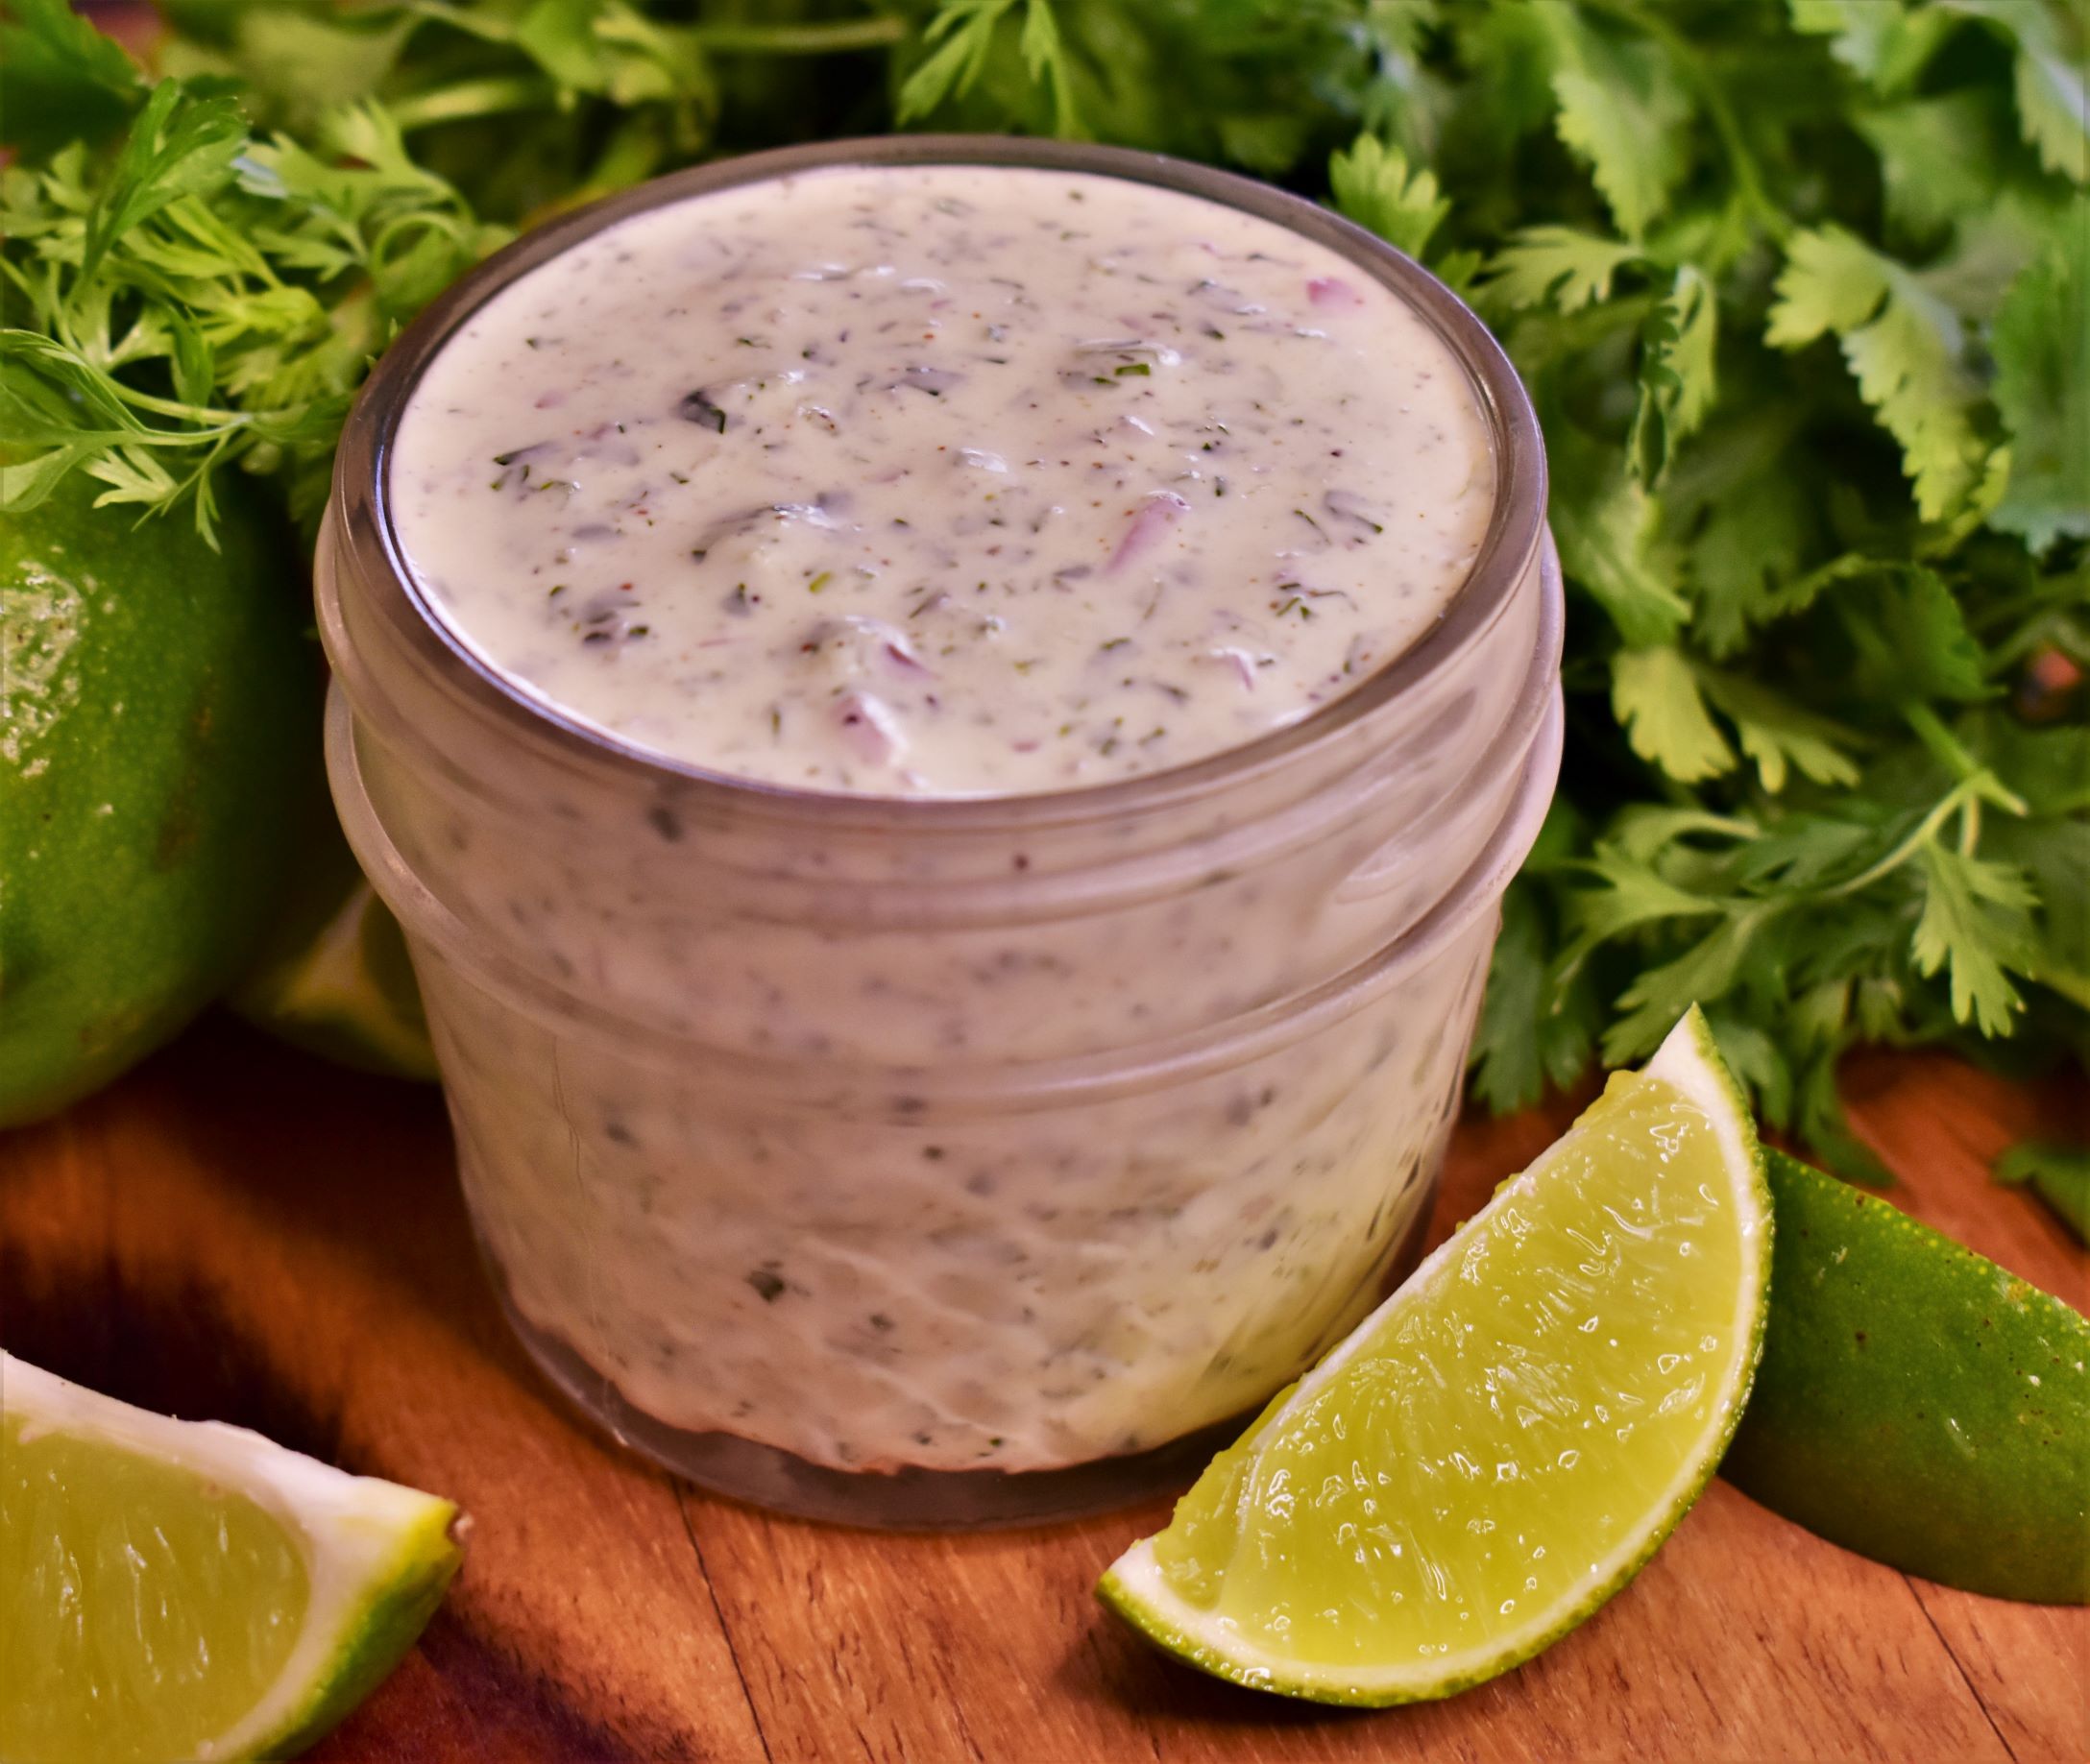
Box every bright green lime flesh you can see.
[1101,1011,1769,1704]
[0,1356,461,1764]
[2,1414,309,1763]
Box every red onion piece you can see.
[834,691,906,763]
[884,637,934,677]
[1107,490,1191,574]
[1306,276,1364,310]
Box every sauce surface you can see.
[390,164,1495,795]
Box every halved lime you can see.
[1099,1006,1771,1704]
[1,1354,462,1762]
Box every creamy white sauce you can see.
[390,164,1493,795]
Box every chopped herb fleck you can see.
[676,389,728,432]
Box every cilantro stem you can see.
[1904,703,2029,817]
[19,360,250,433]
[1820,751,2022,902]
[386,76,560,133]
[689,16,909,54]
[1822,786,1976,899]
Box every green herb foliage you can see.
[2,0,2083,1168]
[2,75,505,531]
[1996,1140,2090,1241]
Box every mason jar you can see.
[317,136,1562,1527]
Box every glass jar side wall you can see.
[417,869,1497,1486]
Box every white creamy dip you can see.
[390,164,1493,795]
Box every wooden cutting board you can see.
[2,1019,2083,1762]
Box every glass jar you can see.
[318,135,1563,1527]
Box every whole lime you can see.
[1,473,322,1125]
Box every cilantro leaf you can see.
[1329,135,1449,262]
[1,74,501,538]
[1911,843,2038,1035]
[1612,645,1735,785]
[1985,811,2090,1006]
[1604,906,1776,1065]
[1988,231,2090,551]
[1547,428,1689,645]
[1469,877,1599,1114]
[1477,226,1640,315]
[1788,0,1956,90]
[1704,1010,1794,1127]
[896,0,1420,177]
[1836,564,1992,703]
[1767,226,1993,520]
[1694,669,1863,792]
[1676,470,1815,658]
[1540,8,1691,240]
[1856,87,2015,246]
[896,0,1041,126]
[1939,0,2090,183]
[2011,39,2090,182]
[80,81,250,282]
[0,0,145,157]
[1995,1141,2090,1243]
[1561,845,1726,968]
[1628,264,1717,486]
[187,7,418,133]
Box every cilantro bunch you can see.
[2,0,2082,1171]
[1308,2,2087,1172]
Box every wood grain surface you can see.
[2,1019,2083,1762]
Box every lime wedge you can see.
[231,869,438,1082]
[1099,1006,1771,1704]
[1,1354,462,1763]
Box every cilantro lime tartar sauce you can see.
[389,165,1493,794]
[331,151,1553,1508]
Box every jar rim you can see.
[333,133,1548,833]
